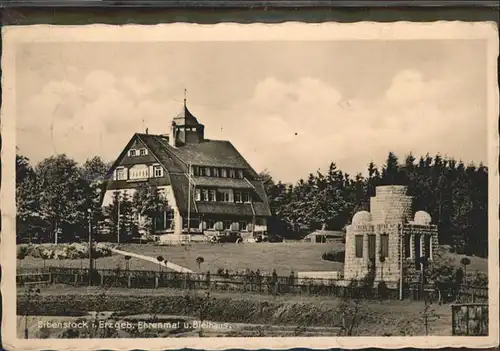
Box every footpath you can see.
[110,248,193,273]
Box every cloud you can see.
[18,70,181,164]
[213,71,485,182]
[17,69,485,184]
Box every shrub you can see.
[16,243,113,261]
[470,271,488,287]
[17,246,29,259]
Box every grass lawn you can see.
[118,242,344,275]
[18,242,344,276]
[443,251,488,273]
[17,242,488,277]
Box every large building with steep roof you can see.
[101,99,271,240]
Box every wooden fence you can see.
[452,303,489,336]
[16,267,488,302]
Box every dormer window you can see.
[139,148,148,156]
[221,169,227,178]
[213,168,219,177]
[129,149,137,157]
[229,169,236,178]
[153,165,163,178]
[237,170,244,179]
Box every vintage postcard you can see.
[1,22,499,350]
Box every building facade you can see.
[101,100,271,239]
[343,185,438,283]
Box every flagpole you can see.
[117,196,121,245]
[187,163,191,235]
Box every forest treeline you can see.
[261,152,488,258]
[16,151,488,257]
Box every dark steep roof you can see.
[168,139,258,171]
[168,173,198,215]
[104,132,271,217]
[136,134,186,173]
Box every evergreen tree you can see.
[132,184,170,235]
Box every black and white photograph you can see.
[1,22,498,350]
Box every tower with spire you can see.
[169,89,205,147]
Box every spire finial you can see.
[184,88,187,106]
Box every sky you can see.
[15,39,488,183]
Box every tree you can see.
[337,279,364,336]
[381,152,402,185]
[196,256,205,271]
[102,191,136,243]
[16,153,43,243]
[81,156,109,227]
[460,257,471,283]
[132,184,171,235]
[35,155,91,243]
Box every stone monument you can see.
[344,185,438,283]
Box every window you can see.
[218,189,232,202]
[223,220,232,230]
[209,189,216,202]
[129,165,149,180]
[195,189,201,201]
[239,221,248,231]
[139,148,148,156]
[189,166,195,176]
[205,167,211,177]
[213,168,220,177]
[192,127,197,132]
[380,234,389,258]
[355,235,364,258]
[404,233,411,258]
[221,169,227,178]
[242,192,250,203]
[368,235,376,261]
[202,189,209,201]
[116,168,127,180]
[229,169,236,178]
[154,166,163,178]
[206,219,215,230]
[129,149,137,157]
[234,191,242,203]
[237,170,244,179]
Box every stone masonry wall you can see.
[344,224,403,282]
[370,185,413,224]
